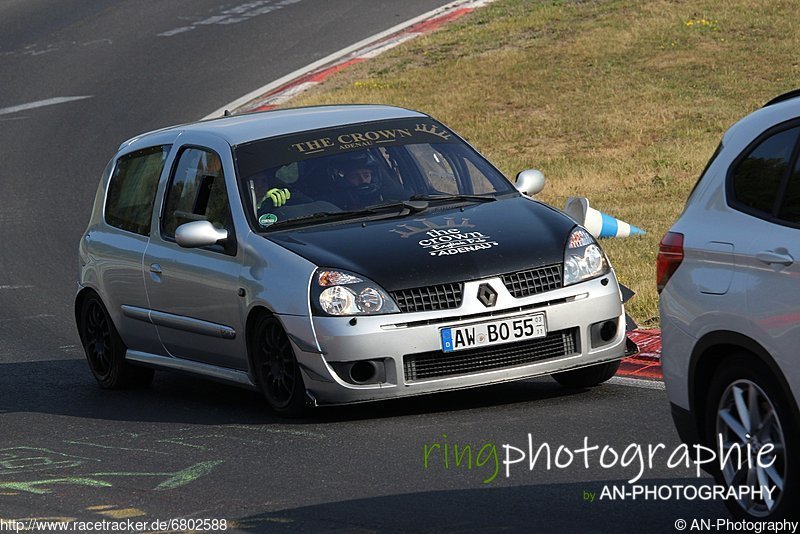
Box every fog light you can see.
[329,360,387,385]
[350,361,378,384]
[590,318,619,348]
[600,320,617,342]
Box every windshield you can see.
[234,118,515,230]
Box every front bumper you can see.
[293,273,625,405]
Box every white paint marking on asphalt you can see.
[0,285,34,290]
[82,38,113,47]
[2,39,111,58]
[159,0,302,37]
[0,314,56,323]
[159,26,193,37]
[0,96,93,116]
[20,44,59,57]
[202,0,496,119]
[608,376,665,390]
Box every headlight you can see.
[313,269,400,316]
[563,228,610,286]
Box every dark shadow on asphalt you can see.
[0,358,596,425]
[232,478,728,532]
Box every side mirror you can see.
[515,169,546,196]
[175,220,228,248]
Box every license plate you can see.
[440,313,547,353]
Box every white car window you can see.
[731,126,800,217]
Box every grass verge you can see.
[284,0,799,326]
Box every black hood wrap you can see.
[266,197,575,292]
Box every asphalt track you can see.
[0,1,726,531]
[0,0,460,360]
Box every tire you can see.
[250,314,308,417]
[704,353,798,520]
[551,360,620,388]
[78,293,154,389]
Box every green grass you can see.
[283,0,800,326]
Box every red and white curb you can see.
[619,329,662,381]
[202,0,496,120]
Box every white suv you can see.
[659,90,800,520]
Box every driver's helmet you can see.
[332,152,382,195]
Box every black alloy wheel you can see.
[84,298,113,381]
[251,314,307,416]
[79,293,154,389]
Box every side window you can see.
[730,127,800,217]
[162,148,233,247]
[105,145,170,235]
[778,157,800,224]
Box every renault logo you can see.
[477,284,498,307]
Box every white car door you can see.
[728,125,800,389]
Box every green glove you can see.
[261,188,291,207]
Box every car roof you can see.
[120,104,428,150]
[723,91,800,150]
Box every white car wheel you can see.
[706,355,797,520]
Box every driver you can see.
[333,153,385,209]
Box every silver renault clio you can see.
[76,105,626,415]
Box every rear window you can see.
[105,145,170,235]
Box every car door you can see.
[746,165,800,365]
[143,142,247,370]
[728,124,800,365]
[90,144,171,356]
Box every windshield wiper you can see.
[276,210,376,227]
[367,200,430,213]
[270,201,430,229]
[409,194,497,204]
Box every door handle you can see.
[756,250,794,267]
[149,263,163,274]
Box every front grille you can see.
[390,264,561,314]
[391,283,463,313]
[501,264,562,298]
[403,328,578,382]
